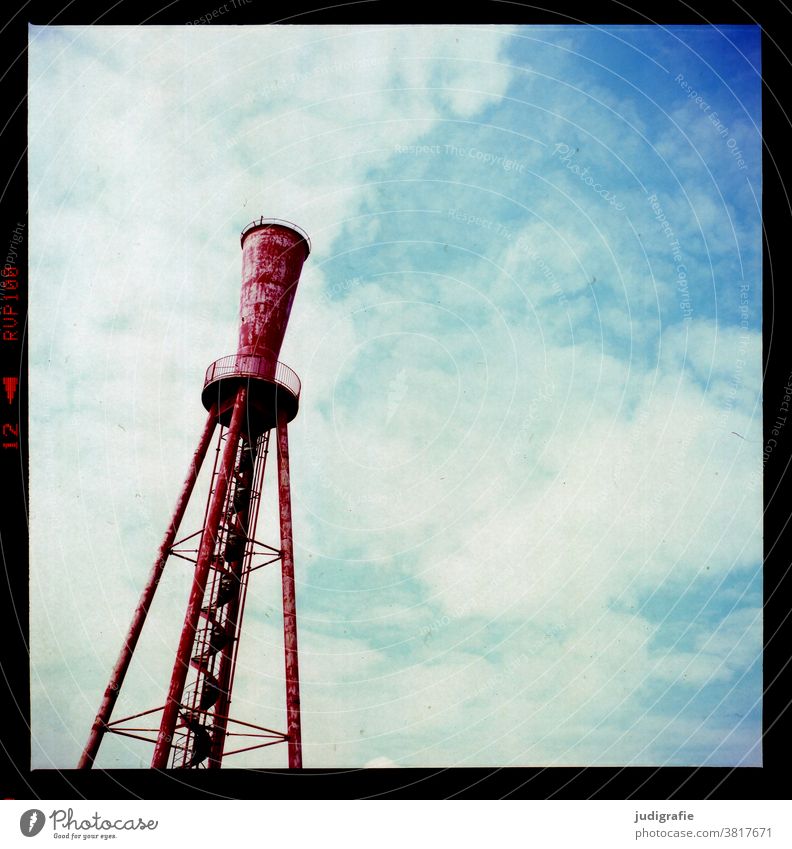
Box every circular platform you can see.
[202,354,301,432]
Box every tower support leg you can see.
[277,410,302,769]
[151,388,248,769]
[78,408,218,769]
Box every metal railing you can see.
[239,217,311,256]
[204,354,301,400]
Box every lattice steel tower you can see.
[78,218,310,769]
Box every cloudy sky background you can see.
[29,24,762,768]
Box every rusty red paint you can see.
[151,388,248,769]
[277,410,302,769]
[238,223,309,364]
[81,218,309,771]
[78,408,218,770]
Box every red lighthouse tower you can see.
[78,218,310,769]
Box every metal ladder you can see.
[171,433,263,768]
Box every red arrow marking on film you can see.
[3,377,17,404]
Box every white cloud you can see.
[28,24,761,770]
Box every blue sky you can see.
[28,24,761,768]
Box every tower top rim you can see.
[240,217,311,256]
